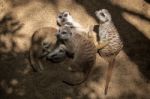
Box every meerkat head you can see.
[41,41,51,51]
[56,11,73,26]
[46,44,67,62]
[95,9,111,23]
[39,38,58,59]
[56,25,73,40]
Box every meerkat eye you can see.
[100,13,105,17]
[62,31,67,34]
[64,13,68,17]
[70,25,74,28]
[59,16,62,18]
[59,49,64,52]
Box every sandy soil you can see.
[0,0,150,99]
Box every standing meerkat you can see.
[56,25,97,85]
[29,27,67,72]
[95,9,123,95]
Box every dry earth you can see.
[0,0,150,99]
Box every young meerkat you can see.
[56,11,87,33]
[29,27,67,72]
[95,9,123,95]
[56,25,97,85]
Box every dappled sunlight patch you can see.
[21,65,32,75]
[65,96,72,99]
[16,64,32,76]
[0,80,13,94]
[10,79,19,86]
[0,78,26,96]
[15,87,26,96]
[13,0,58,31]
[16,58,32,75]
[123,12,150,39]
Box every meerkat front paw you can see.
[97,41,109,50]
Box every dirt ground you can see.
[0,0,150,99]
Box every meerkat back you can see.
[57,26,97,85]
[29,27,57,72]
[72,33,96,70]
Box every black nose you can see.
[62,18,65,22]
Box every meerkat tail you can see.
[62,71,90,86]
[29,50,44,72]
[29,49,37,72]
[104,58,115,95]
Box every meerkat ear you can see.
[58,10,61,13]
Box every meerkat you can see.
[56,11,87,33]
[95,9,123,95]
[29,27,67,72]
[56,25,97,85]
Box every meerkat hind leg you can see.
[104,57,115,95]
[37,60,44,71]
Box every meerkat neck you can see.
[101,20,110,25]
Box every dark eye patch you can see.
[64,13,68,17]
[62,31,67,34]
[100,13,105,17]
[58,16,62,18]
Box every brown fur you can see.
[29,27,57,72]
[58,27,97,85]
